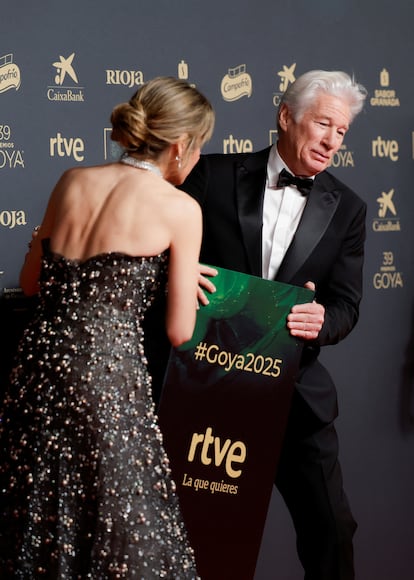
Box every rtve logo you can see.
[372,136,399,161]
[223,134,253,154]
[50,132,85,162]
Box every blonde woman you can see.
[0,77,214,579]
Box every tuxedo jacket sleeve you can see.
[180,148,367,422]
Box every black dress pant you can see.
[275,393,357,580]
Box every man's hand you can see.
[287,281,325,340]
[197,264,218,306]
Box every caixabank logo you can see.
[47,52,85,102]
[0,54,21,94]
[373,188,401,232]
[272,63,296,107]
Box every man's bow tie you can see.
[276,168,313,196]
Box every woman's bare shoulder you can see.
[160,185,201,222]
[54,163,119,197]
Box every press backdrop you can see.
[1,1,413,578]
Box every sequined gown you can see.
[0,239,199,579]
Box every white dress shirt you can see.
[262,145,312,280]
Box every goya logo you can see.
[373,251,403,289]
[0,125,25,169]
[329,144,355,169]
[0,54,21,94]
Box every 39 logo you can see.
[373,251,403,289]
[0,124,24,169]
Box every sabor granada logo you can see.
[370,68,400,108]
[0,54,21,94]
[47,52,85,102]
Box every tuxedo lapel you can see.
[235,148,270,276]
[276,176,341,283]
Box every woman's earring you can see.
[176,155,182,169]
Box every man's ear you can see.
[278,103,289,131]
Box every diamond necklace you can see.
[120,154,163,178]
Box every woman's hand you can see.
[197,263,218,307]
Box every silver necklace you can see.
[120,154,163,178]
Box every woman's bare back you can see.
[48,163,199,261]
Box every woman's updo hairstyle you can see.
[110,76,215,159]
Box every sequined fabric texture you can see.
[0,240,199,579]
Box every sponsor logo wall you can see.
[1,54,410,295]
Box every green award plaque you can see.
[159,266,313,580]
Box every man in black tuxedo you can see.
[180,70,367,580]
